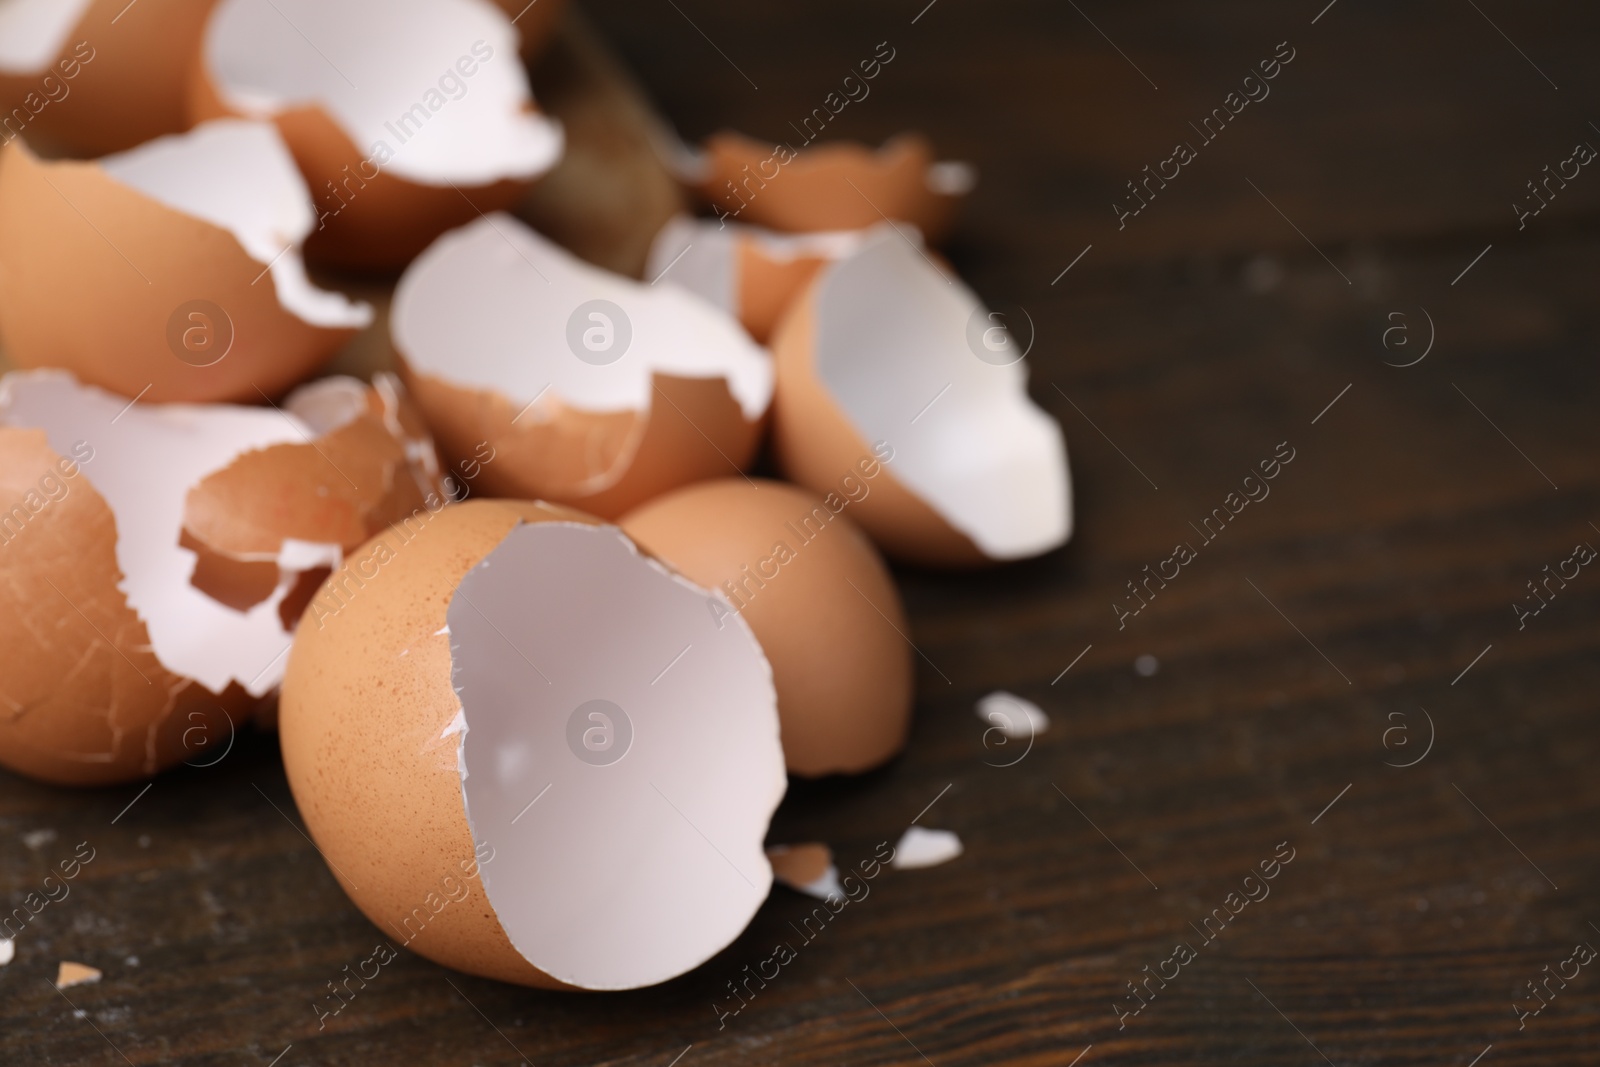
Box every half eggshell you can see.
[0,0,213,155]
[621,478,913,776]
[0,370,443,786]
[189,0,564,270]
[281,499,786,989]
[645,215,866,344]
[392,212,772,519]
[688,131,973,243]
[770,225,1071,566]
[0,119,371,403]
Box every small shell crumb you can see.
[21,828,58,850]
[975,691,1048,740]
[767,843,842,900]
[893,826,963,870]
[55,961,102,989]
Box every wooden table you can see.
[5,2,1599,1063]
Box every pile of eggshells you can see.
[0,0,1071,990]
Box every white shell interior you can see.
[449,521,785,990]
[204,0,562,186]
[0,371,366,697]
[0,0,91,73]
[645,214,867,319]
[811,227,1072,559]
[394,213,773,419]
[100,120,372,330]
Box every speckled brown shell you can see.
[279,498,599,988]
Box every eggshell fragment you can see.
[190,0,564,270]
[770,225,1072,566]
[0,120,370,404]
[893,826,962,869]
[767,843,842,901]
[21,827,57,849]
[0,370,443,786]
[54,961,101,989]
[0,0,211,155]
[976,691,1048,741]
[689,131,973,243]
[393,213,772,519]
[621,479,911,776]
[281,500,786,990]
[646,215,866,343]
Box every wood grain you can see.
[4,2,1600,1065]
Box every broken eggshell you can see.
[280,499,786,990]
[688,131,973,243]
[621,478,912,776]
[0,119,371,404]
[392,212,772,519]
[767,842,842,900]
[189,0,564,270]
[645,215,866,344]
[770,224,1071,567]
[0,0,213,155]
[0,370,443,786]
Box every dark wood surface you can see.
[5,1,1600,1064]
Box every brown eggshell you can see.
[282,499,584,988]
[391,212,772,520]
[0,0,213,156]
[0,137,360,403]
[736,235,832,344]
[621,478,913,775]
[770,283,988,567]
[188,80,531,271]
[186,0,561,272]
[767,842,833,889]
[283,498,788,990]
[767,225,1072,566]
[0,426,247,786]
[0,373,445,785]
[694,131,966,242]
[182,377,444,613]
[644,217,864,346]
[400,365,762,520]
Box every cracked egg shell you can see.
[0,370,443,786]
[281,499,786,989]
[0,0,213,156]
[621,479,912,777]
[393,212,772,520]
[189,0,563,270]
[0,120,371,404]
[690,131,973,243]
[770,225,1071,567]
